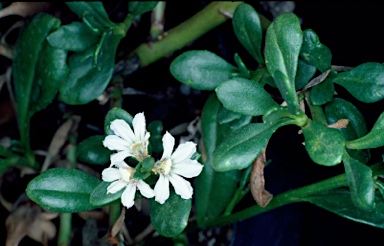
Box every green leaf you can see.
[170,50,239,90]
[216,78,279,116]
[26,168,100,212]
[257,68,276,88]
[333,62,384,103]
[302,120,345,166]
[133,158,155,180]
[66,2,114,31]
[325,97,369,163]
[295,60,316,90]
[129,1,159,16]
[273,71,301,114]
[150,191,191,238]
[147,120,163,153]
[262,106,291,125]
[47,22,99,52]
[13,13,65,148]
[300,29,332,72]
[264,13,302,94]
[213,118,294,172]
[303,189,384,228]
[77,135,112,165]
[90,181,124,207]
[217,107,242,124]
[346,111,384,149]
[195,94,241,225]
[232,3,264,64]
[104,107,133,135]
[59,30,122,105]
[234,53,251,78]
[343,152,375,211]
[310,76,335,105]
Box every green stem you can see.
[58,213,72,246]
[129,2,246,67]
[203,162,384,228]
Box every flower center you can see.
[119,167,135,182]
[157,158,172,175]
[131,141,148,161]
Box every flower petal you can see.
[112,161,130,168]
[121,184,136,208]
[110,150,133,165]
[168,173,193,200]
[103,135,130,151]
[132,112,146,141]
[161,132,175,160]
[137,180,155,198]
[110,119,136,144]
[107,180,126,194]
[171,142,196,164]
[172,160,203,178]
[101,167,120,182]
[154,174,170,204]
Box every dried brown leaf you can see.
[111,207,125,237]
[0,2,52,18]
[328,119,349,129]
[303,69,331,91]
[27,219,56,245]
[250,148,273,208]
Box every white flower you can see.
[102,161,155,209]
[153,131,203,204]
[103,112,150,165]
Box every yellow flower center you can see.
[119,167,135,183]
[131,141,148,161]
[156,158,172,175]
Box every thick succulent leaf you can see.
[77,135,112,165]
[302,120,345,166]
[150,191,191,238]
[343,152,375,211]
[170,50,239,90]
[90,181,124,207]
[26,168,100,212]
[346,111,384,149]
[303,189,384,229]
[47,22,99,52]
[104,107,133,135]
[295,60,317,90]
[232,3,264,64]
[195,94,241,226]
[59,30,122,104]
[300,29,332,72]
[310,76,334,105]
[213,118,294,172]
[332,62,384,103]
[264,13,302,92]
[216,78,279,116]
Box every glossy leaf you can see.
[104,107,133,135]
[303,189,384,228]
[150,191,191,238]
[346,111,384,149]
[333,62,384,103]
[310,76,335,105]
[129,1,159,16]
[66,2,114,31]
[232,3,264,64]
[195,94,241,226]
[300,29,332,72]
[213,118,294,172]
[258,68,276,88]
[13,13,65,147]
[295,60,316,90]
[262,106,291,125]
[343,152,375,211]
[133,158,155,180]
[325,98,369,163]
[77,135,112,165]
[90,181,124,207]
[47,22,99,52]
[216,78,279,116]
[234,53,251,78]
[217,106,242,124]
[264,13,302,91]
[302,120,345,166]
[26,168,100,212]
[273,71,301,114]
[59,30,122,104]
[170,50,238,90]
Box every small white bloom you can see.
[102,161,155,209]
[153,131,203,204]
[103,112,150,165]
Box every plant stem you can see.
[109,201,121,226]
[129,2,246,67]
[58,213,72,246]
[203,162,384,228]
